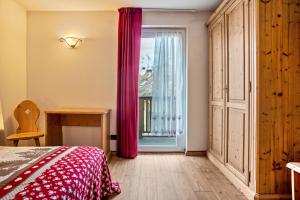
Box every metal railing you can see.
[139,97,152,137]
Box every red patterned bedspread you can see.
[0,146,120,200]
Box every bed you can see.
[0,146,120,200]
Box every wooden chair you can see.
[6,100,44,146]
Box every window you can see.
[138,28,187,151]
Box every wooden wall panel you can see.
[290,0,300,162]
[257,0,300,196]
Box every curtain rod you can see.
[142,8,198,12]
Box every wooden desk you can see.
[45,108,111,156]
[287,162,300,200]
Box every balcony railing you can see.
[139,97,152,137]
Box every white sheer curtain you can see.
[151,32,185,136]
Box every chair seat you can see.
[6,132,44,141]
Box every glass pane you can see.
[138,37,176,146]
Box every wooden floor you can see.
[109,154,247,200]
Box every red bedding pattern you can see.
[0,146,120,200]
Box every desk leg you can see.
[292,170,295,200]
[292,170,300,200]
[46,114,63,146]
[101,113,110,157]
[295,171,300,200]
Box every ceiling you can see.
[15,0,222,11]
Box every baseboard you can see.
[109,151,185,155]
[138,152,184,154]
[207,152,256,200]
[185,151,206,156]
[254,193,291,200]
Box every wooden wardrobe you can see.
[207,0,300,199]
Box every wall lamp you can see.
[59,36,82,48]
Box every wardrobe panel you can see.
[209,15,225,163]
[208,0,300,198]
[211,105,224,159]
[212,22,224,101]
[227,1,245,101]
[225,0,249,184]
[227,108,245,173]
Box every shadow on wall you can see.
[0,102,6,145]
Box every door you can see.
[225,0,250,184]
[138,28,187,152]
[209,16,225,163]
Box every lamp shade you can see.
[59,36,82,48]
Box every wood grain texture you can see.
[44,108,111,114]
[109,154,247,200]
[257,0,300,196]
[101,112,110,156]
[226,0,247,101]
[211,107,224,158]
[6,132,44,140]
[212,19,224,101]
[227,109,246,174]
[208,0,300,198]
[208,152,256,199]
[208,0,250,186]
[287,163,300,199]
[209,14,226,164]
[185,151,207,156]
[45,109,111,156]
[289,0,300,162]
[225,0,250,185]
[14,100,40,133]
[294,172,300,200]
[6,100,44,146]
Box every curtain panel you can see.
[151,32,186,136]
[116,7,142,158]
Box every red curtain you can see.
[116,7,142,158]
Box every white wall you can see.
[27,11,119,147]
[27,11,211,151]
[0,0,27,145]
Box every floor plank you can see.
[109,154,246,200]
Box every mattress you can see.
[0,146,120,199]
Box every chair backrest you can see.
[14,100,40,133]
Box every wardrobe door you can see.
[209,16,225,163]
[225,0,250,184]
